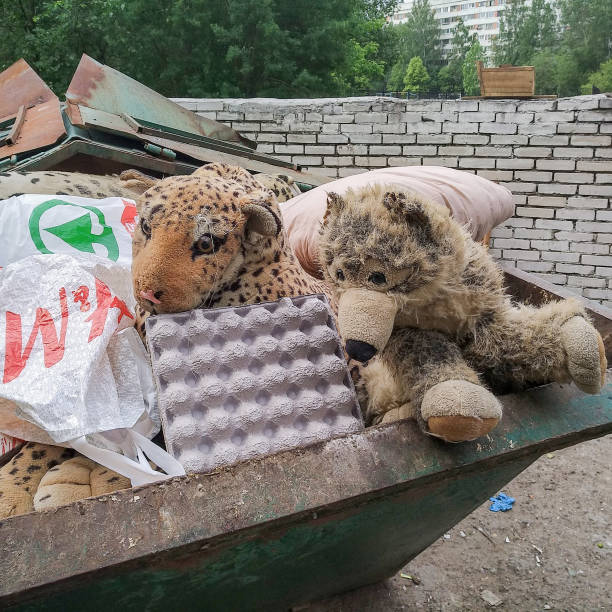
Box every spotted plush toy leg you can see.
[0,443,75,519]
[381,328,502,442]
[34,456,130,511]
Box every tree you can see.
[403,56,430,93]
[462,41,485,96]
[444,18,477,93]
[581,59,612,94]
[392,0,441,81]
[492,0,558,67]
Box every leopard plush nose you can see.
[140,289,162,304]
[345,339,377,362]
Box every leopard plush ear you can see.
[241,191,282,237]
[323,192,346,225]
[119,169,159,194]
[383,191,429,227]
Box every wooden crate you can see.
[1,267,611,612]
[477,61,535,98]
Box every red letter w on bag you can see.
[3,288,69,384]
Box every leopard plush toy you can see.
[0,164,314,518]
[319,184,607,443]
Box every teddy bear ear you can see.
[323,192,346,224]
[241,190,282,237]
[383,191,429,227]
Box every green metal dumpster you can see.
[1,267,611,611]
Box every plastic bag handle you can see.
[70,429,185,487]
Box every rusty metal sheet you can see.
[66,54,255,149]
[0,98,65,160]
[142,134,328,186]
[0,59,56,119]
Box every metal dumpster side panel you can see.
[2,379,611,610]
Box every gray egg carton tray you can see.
[146,294,363,474]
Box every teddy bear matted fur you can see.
[319,184,607,443]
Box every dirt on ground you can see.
[309,434,611,612]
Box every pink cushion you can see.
[280,166,514,278]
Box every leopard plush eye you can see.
[369,272,387,285]
[140,218,151,238]
[336,269,345,281]
[195,234,215,254]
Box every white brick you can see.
[517,261,554,271]
[323,156,353,166]
[513,194,527,205]
[490,227,513,238]
[536,159,575,171]
[556,208,595,220]
[505,218,534,228]
[422,112,459,122]
[578,110,612,121]
[534,111,575,123]
[596,210,612,221]
[595,147,612,158]
[402,145,437,156]
[442,122,478,134]
[387,157,423,166]
[583,255,612,267]
[496,158,535,169]
[557,263,595,274]
[596,267,612,277]
[442,100,479,112]
[518,123,557,135]
[497,112,534,124]
[325,113,353,123]
[529,135,570,146]
[531,240,569,251]
[567,276,606,288]
[420,157,459,167]
[475,147,512,157]
[438,146,474,155]
[354,112,386,123]
[318,134,349,144]
[304,145,335,155]
[494,238,530,249]
[256,144,273,153]
[553,172,594,184]
[405,100,442,111]
[286,134,314,143]
[537,183,577,195]
[337,144,367,155]
[274,144,303,154]
[516,171,552,182]
[576,221,612,232]
[579,185,612,197]
[577,161,612,172]
[501,182,537,193]
[553,147,594,158]
[567,197,608,209]
[195,100,225,111]
[516,100,555,112]
[477,170,514,181]
[354,156,387,167]
[452,134,490,145]
[557,96,601,111]
[369,145,401,155]
[557,123,598,134]
[535,219,574,230]
[556,231,594,242]
[400,112,422,123]
[293,155,322,166]
[479,101,518,112]
[571,135,612,146]
[348,134,382,143]
[305,112,323,121]
[583,288,612,300]
[383,134,418,144]
[458,158,495,169]
[517,207,554,218]
[490,135,528,145]
[217,111,244,120]
[537,273,568,285]
[596,174,612,184]
[479,123,518,134]
[503,249,540,260]
[541,251,580,263]
[406,122,442,134]
[571,243,609,254]
[514,228,554,239]
[245,111,274,121]
[461,111,496,122]
[515,147,552,157]
[342,124,372,133]
[337,167,366,177]
[526,196,565,207]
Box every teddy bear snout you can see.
[346,339,378,362]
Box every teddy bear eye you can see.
[369,272,387,285]
[140,218,151,238]
[336,269,345,281]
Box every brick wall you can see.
[174,95,612,305]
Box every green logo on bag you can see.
[29,199,119,261]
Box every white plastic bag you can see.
[0,192,185,484]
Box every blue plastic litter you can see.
[489,492,515,512]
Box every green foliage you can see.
[581,59,612,95]
[403,56,430,93]
[444,19,477,93]
[392,0,441,79]
[462,41,485,96]
[0,0,397,97]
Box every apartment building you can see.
[391,0,507,57]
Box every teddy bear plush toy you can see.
[318,184,607,443]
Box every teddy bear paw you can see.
[560,316,606,394]
[420,380,502,443]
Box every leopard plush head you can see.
[132,162,282,314]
